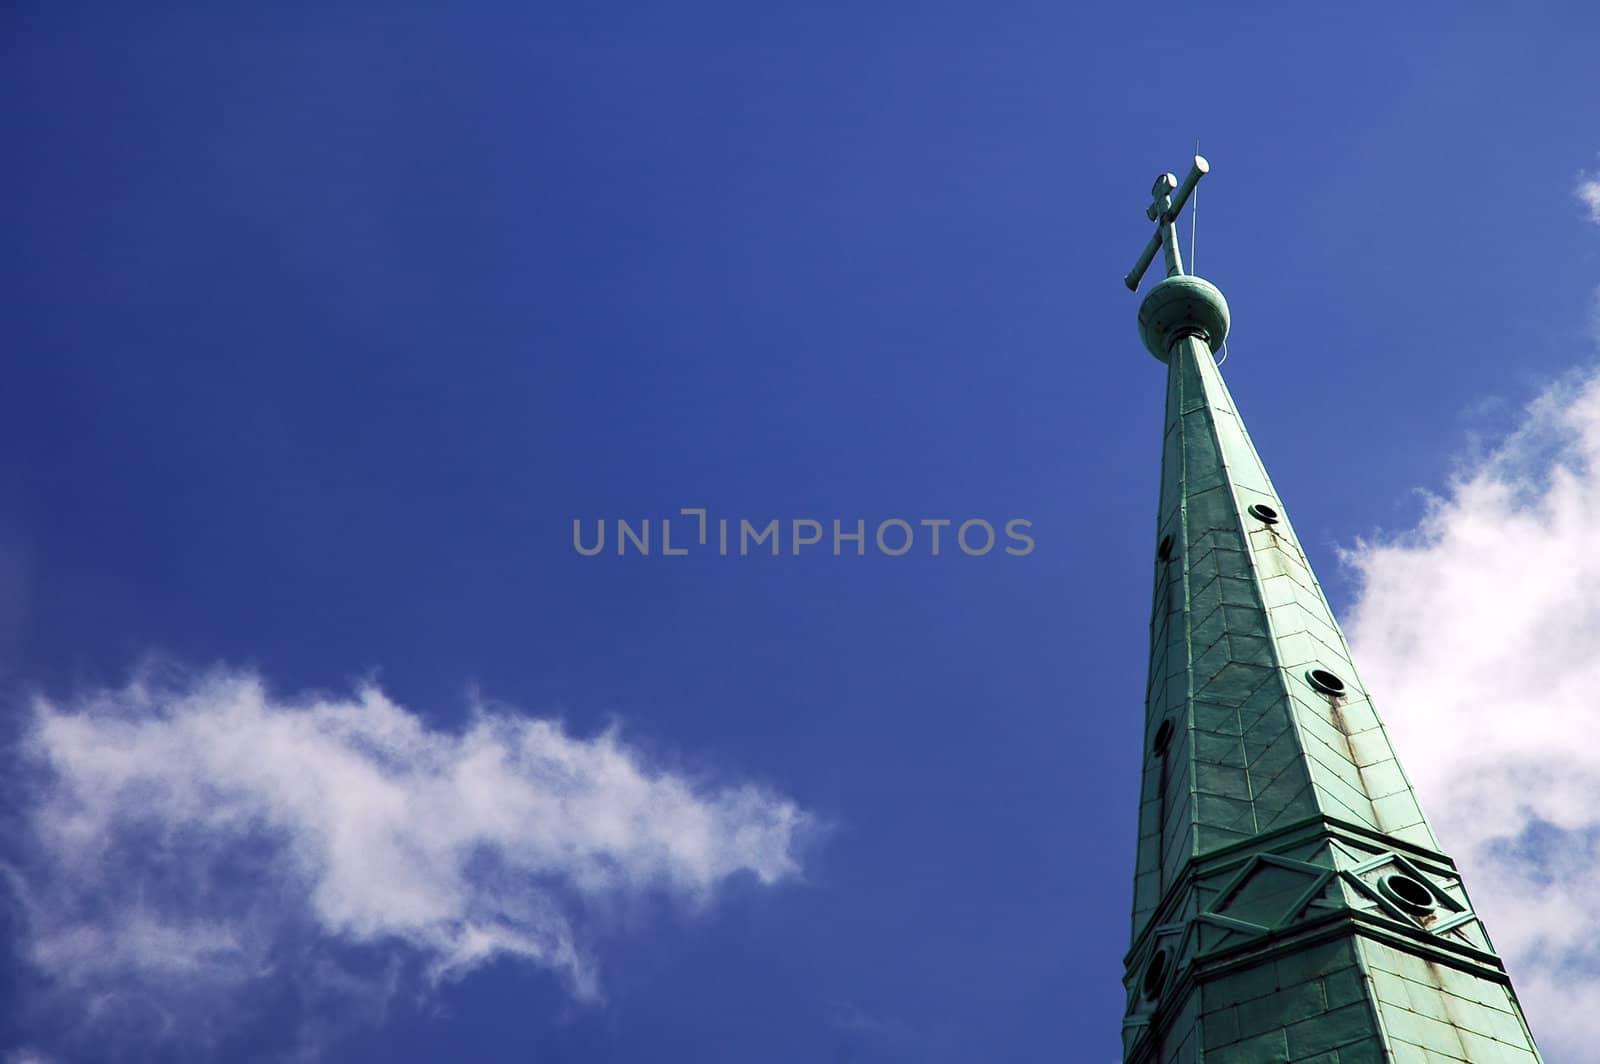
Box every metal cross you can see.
[1124,155,1209,291]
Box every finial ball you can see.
[1137,275,1230,362]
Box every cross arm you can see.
[1123,155,1210,291]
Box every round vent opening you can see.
[1307,668,1347,696]
[1157,534,1175,561]
[1379,873,1436,914]
[1247,503,1280,524]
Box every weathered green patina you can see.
[1121,157,1544,1063]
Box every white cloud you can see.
[1579,175,1600,225]
[10,668,810,1053]
[1343,366,1600,1061]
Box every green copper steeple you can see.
[1120,157,1544,1063]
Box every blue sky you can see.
[3,5,1600,1062]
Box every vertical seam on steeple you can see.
[1176,348,1199,874]
[1348,939,1401,1063]
[1185,337,1302,843]
[1182,338,1264,841]
[1131,351,1188,937]
[1162,347,1193,896]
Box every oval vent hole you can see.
[1247,503,1280,524]
[1152,720,1174,755]
[1307,668,1347,696]
[1157,534,1174,561]
[1142,950,1168,1000]
[1380,873,1436,914]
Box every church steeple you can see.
[1121,156,1544,1063]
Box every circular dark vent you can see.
[1247,503,1280,524]
[1379,873,1436,915]
[1307,668,1347,696]
[1157,534,1175,561]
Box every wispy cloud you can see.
[1343,366,1600,1060]
[826,1000,947,1061]
[7,667,811,1056]
[1579,173,1600,225]
[827,999,919,1044]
